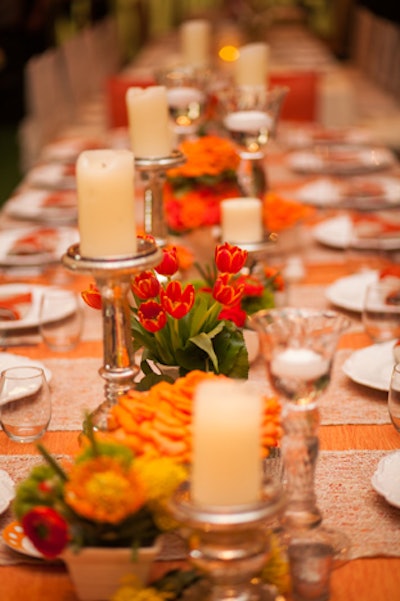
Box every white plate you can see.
[280,124,371,149]
[24,163,76,190]
[325,270,379,312]
[287,145,396,175]
[2,521,43,558]
[0,226,79,267]
[313,215,400,250]
[5,189,77,224]
[342,340,395,391]
[371,450,400,508]
[0,470,15,514]
[0,353,52,382]
[0,283,73,332]
[296,176,400,210]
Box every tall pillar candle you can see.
[191,379,263,507]
[235,42,270,87]
[221,197,264,243]
[126,86,173,158]
[180,19,211,67]
[76,149,137,259]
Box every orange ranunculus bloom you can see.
[64,456,146,524]
[167,135,240,180]
[235,273,264,297]
[213,273,245,306]
[155,246,179,276]
[161,281,195,319]
[263,191,315,232]
[81,283,102,310]
[138,300,167,332]
[131,271,160,300]
[215,242,248,274]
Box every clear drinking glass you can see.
[362,281,400,343]
[388,363,400,433]
[155,64,209,140]
[0,366,52,442]
[39,288,83,351]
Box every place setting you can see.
[3,189,78,225]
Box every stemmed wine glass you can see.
[217,84,288,198]
[155,64,210,142]
[249,308,351,562]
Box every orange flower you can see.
[64,456,145,524]
[263,192,315,232]
[167,135,240,180]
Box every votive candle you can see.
[180,19,211,67]
[76,149,136,258]
[221,197,264,243]
[235,42,270,87]
[271,348,329,380]
[126,86,173,158]
[191,379,263,507]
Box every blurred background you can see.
[1,0,399,204]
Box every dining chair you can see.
[269,70,320,122]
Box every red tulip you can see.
[22,506,69,558]
[215,242,248,274]
[218,303,247,327]
[213,273,245,306]
[155,246,179,276]
[137,301,167,332]
[235,274,264,297]
[131,271,160,300]
[161,281,195,319]
[81,283,102,310]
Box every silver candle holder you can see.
[169,479,285,601]
[135,150,186,248]
[62,237,163,430]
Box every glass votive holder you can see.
[288,528,334,601]
[39,288,83,352]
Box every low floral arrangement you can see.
[105,370,282,463]
[262,191,315,233]
[164,135,242,233]
[12,424,187,558]
[82,241,284,390]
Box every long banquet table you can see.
[2,21,400,601]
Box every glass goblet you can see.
[250,308,350,561]
[217,84,288,198]
[0,366,52,443]
[155,64,209,142]
[388,363,400,433]
[362,280,400,343]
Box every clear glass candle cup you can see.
[388,363,400,433]
[39,288,83,352]
[0,366,52,442]
[362,281,400,343]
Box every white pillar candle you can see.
[235,43,270,87]
[126,86,173,158]
[192,379,263,507]
[180,19,211,67]
[76,149,136,259]
[221,197,264,243]
[271,348,329,380]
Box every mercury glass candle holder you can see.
[169,479,285,601]
[62,237,163,430]
[135,150,186,248]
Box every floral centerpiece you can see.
[12,425,187,559]
[82,241,284,390]
[164,135,242,234]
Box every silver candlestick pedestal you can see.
[135,150,186,248]
[62,237,163,430]
[169,480,285,601]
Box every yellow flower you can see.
[111,575,172,601]
[134,457,187,531]
[65,456,146,524]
